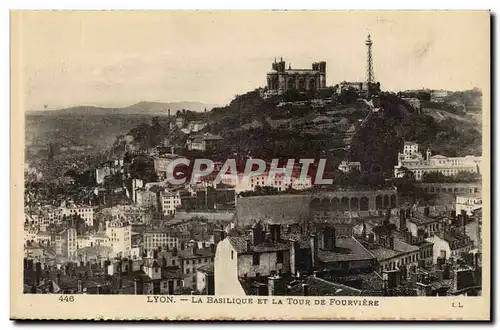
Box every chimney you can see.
[399,210,406,231]
[454,268,474,292]
[384,208,391,223]
[268,276,285,296]
[424,206,430,217]
[322,227,330,251]
[35,262,42,285]
[332,227,336,248]
[77,279,83,292]
[213,229,223,245]
[134,278,143,295]
[435,269,444,281]
[309,234,317,270]
[436,257,445,270]
[245,237,252,252]
[289,239,298,276]
[301,283,309,296]
[415,282,432,296]
[443,263,451,280]
[384,270,398,289]
[474,252,480,270]
[269,224,281,243]
[253,222,263,246]
[368,233,375,243]
[406,231,413,245]
[388,236,395,250]
[206,273,215,295]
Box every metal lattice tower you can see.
[365,34,374,84]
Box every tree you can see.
[337,88,359,105]
[453,171,480,182]
[422,171,449,183]
[399,167,415,180]
[282,88,307,102]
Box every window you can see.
[186,268,190,274]
[231,251,234,260]
[252,253,260,266]
[172,260,176,266]
[277,251,284,264]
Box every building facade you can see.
[160,191,182,215]
[394,142,482,181]
[61,205,94,227]
[106,219,132,258]
[186,133,224,152]
[338,161,362,173]
[143,230,179,251]
[55,227,77,260]
[456,194,482,216]
[265,58,326,97]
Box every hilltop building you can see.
[264,58,326,97]
[338,161,361,173]
[186,133,224,152]
[394,142,482,181]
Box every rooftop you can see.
[406,213,439,226]
[228,236,289,254]
[286,276,362,296]
[317,238,375,263]
[177,247,214,259]
[196,264,214,274]
[369,238,419,262]
[235,194,310,226]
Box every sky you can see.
[13,11,490,111]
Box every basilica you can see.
[265,58,326,96]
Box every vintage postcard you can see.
[10,10,490,320]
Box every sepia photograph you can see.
[10,10,490,320]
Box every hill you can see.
[349,93,482,177]
[26,101,220,116]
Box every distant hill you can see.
[26,101,220,116]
